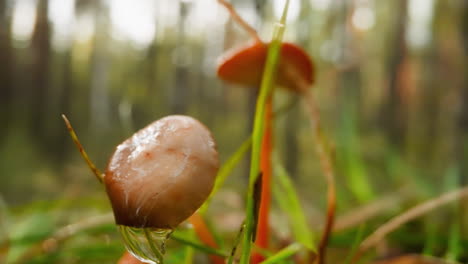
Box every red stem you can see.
[189,213,225,264]
[252,98,273,264]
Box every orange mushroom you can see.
[217,41,314,92]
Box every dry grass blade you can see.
[352,185,468,262]
[13,213,114,264]
[334,187,412,232]
[217,0,262,43]
[61,114,104,183]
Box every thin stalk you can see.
[344,224,367,264]
[183,230,195,264]
[217,0,261,43]
[252,98,273,264]
[228,222,245,264]
[240,4,288,262]
[61,114,104,182]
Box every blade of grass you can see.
[259,243,302,264]
[0,197,9,263]
[61,114,104,183]
[337,101,374,202]
[171,232,229,258]
[272,156,316,252]
[444,166,461,262]
[183,230,195,264]
[227,222,245,264]
[199,136,252,215]
[240,1,289,263]
[344,224,367,264]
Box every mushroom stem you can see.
[252,98,274,264]
[61,114,104,183]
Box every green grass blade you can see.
[199,136,252,215]
[444,166,461,261]
[227,222,245,264]
[345,224,367,264]
[260,243,302,264]
[171,232,228,258]
[0,197,9,263]
[240,1,289,263]
[272,156,316,251]
[183,229,195,264]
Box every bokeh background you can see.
[1,0,468,263]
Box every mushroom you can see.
[62,114,220,263]
[104,115,219,229]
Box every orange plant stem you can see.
[252,98,273,264]
[189,213,225,264]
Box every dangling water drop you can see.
[118,226,173,264]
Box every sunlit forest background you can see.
[1,0,468,263]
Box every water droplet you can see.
[118,225,173,264]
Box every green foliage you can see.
[272,157,316,251]
[260,243,302,264]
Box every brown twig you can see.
[61,114,104,183]
[352,185,468,262]
[13,213,114,264]
[334,187,412,232]
[217,0,262,43]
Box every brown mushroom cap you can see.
[104,115,219,229]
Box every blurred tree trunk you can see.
[284,105,299,177]
[0,0,13,143]
[381,0,408,149]
[458,0,468,236]
[170,1,189,114]
[30,0,50,144]
[55,51,73,164]
[89,1,110,133]
[459,0,468,191]
[146,20,160,119]
[282,0,315,179]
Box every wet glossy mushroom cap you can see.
[217,41,314,92]
[104,115,219,229]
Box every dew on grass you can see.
[118,225,173,264]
